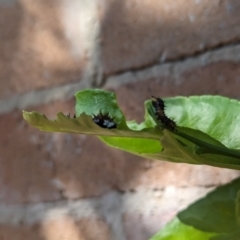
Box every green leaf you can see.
[100,95,240,169]
[149,218,216,240]
[210,231,240,240]
[100,136,162,155]
[178,178,240,234]
[23,89,240,170]
[235,190,240,227]
[22,89,162,139]
[150,179,240,240]
[162,96,240,149]
[75,89,128,129]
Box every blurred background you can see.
[0,0,240,239]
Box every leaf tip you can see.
[22,110,30,121]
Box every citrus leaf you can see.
[23,89,240,170]
[23,89,163,140]
[210,231,240,240]
[149,218,216,240]
[178,178,240,234]
[235,190,240,227]
[162,96,240,149]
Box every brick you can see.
[122,187,214,240]
[0,0,85,99]
[54,135,151,198]
[0,99,76,203]
[179,61,240,97]
[0,112,59,204]
[114,61,240,122]
[41,216,111,240]
[123,212,173,240]
[100,0,240,75]
[0,217,111,240]
[0,224,42,240]
[77,218,112,240]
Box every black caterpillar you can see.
[67,113,76,118]
[92,112,117,129]
[152,96,176,131]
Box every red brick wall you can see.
[0,0,240,239]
